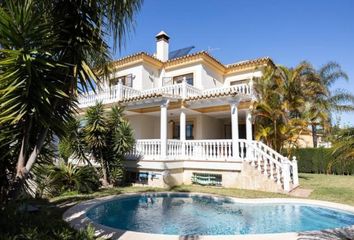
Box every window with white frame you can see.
[173,73,193,85]
[111,74,133,87]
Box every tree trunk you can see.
[16,136,27,178]
[25,128,49,173]
[16,117,32,178]
[9,127,49,200]
[273,119,278,152]
[100,159,109,186]
[312,124,318,148]
[99,150,110,186]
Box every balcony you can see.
[78,81,252,108]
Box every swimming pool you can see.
[84,193,354,236]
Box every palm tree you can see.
[83,103,110,186]
[329,128,354,174]
[35,162,100,197]
[108,106,135,157]
[309,62,354,147]
[60,103,135,187]
[253,62,331,154]
[253,65,285,151]
[0,0,142,197]
[253,63,317,153]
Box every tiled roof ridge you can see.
[109,51,273,69]
[109,52,162,66]
[118,92,166,103]
[226,57,273,68]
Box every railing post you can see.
[117,79,123,101]
[292,156,299,186]
[182,77,187,99]
[160,100,169,159]
[249,78,254,95]
[282,160,291,192]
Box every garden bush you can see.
[35,163,100,197]
[292,148,354,175]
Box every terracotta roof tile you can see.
[226,57,275,69]
[108,50,274,72]
[109,52,162,68]
[186,90,238,101]
[118,92,164,103]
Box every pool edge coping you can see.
[62,192,354,240]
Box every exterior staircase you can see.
[244,141,299,192]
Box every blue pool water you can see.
[86,193,354,235]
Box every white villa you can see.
[78,31,299,193]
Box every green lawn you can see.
[299,173,354,206]
[1,173,353,239]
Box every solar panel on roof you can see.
[169,46,195,59]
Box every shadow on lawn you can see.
[0,198,95,239]
[169,185,191,193]
[299,174,312,180]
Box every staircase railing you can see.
[251,141,299,190]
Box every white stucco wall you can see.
[200,64,224,89]
[126,115,160,139]
[107,62,262,91]
[195,115,224,139]
[142,63,159,89]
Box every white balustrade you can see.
[78,82,252,108]
[185,84,202,96]
[183,140,233,160]
[253,141,298,187]
[142,83,183,97]
[167,140,183,158]
[202,83,251,96]
[126,138,294,191]
[127,139,161,160]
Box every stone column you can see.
[231,102,239,159]
[180,107,186,157]
[246,108,253,141]
[246,108,253,159]
[181,77,187,99]
[160,100,169,158]
[117,79,123,101]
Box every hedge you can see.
[292,148,354,175]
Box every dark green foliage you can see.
[0,0,142,202]
[109,164,125,186]
[293,148,354,175]
[60,104,135,186]
[0,199,98,239]
[34,163,100,197]
[330,127,354,174]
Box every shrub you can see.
[292,148,354,175]
[35,163,100,197]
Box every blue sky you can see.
[112,0,354,127]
